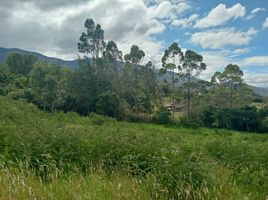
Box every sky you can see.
[0,0,268,87]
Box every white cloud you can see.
[198,52,268,84]
[244,73,268,87]
[239,56,268,66]
[246,7,265,20]
[199,50,233,80]
[147,0,191,22]
[1,0,190,63]
[230,48,250,57]
[171,14,199,28]
[263,17,268,29]
[190,27,257,49]
[194,3,246,28]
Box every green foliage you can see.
[153,107,171,124]
[179,115,202,129]
[96,91,122,118]
[201,106,266,132]
[6,53,37,75]
[0,63,9,74]
[30,61,65,112]
[124,45,145,65]
[1,96,268,199]
[210,64,253,109]
[78,18,105,59]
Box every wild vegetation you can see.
[1,96,268,199]
[0,18,268,199]
[0,18,267,132]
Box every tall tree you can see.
[103,41,123,95]
[124,45,145,68]
[161,42,183,120]
[30,61,63,112]
[78,18,105,59]
[77,19,106,100]
[211,64,252,109]
[178,50,206,116]
[123,45,145,114]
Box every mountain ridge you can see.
[0,47,79,69]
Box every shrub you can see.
[95,91,122,118]
[153,107,171,124]
[180,115,202,129]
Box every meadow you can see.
[0,96,268,199]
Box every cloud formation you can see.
[171,14,199,28]
[194,3,246,28]
[246,7,265,20]
[190,27,257,49]
[0,0,190,63]
[263,17,268,29]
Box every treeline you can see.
[0,18,267,133]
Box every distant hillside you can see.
[1,47,268,96]
[250,86,268,96]
[0,47,79,69]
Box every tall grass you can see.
[0,163,150,200]
[0,96,268,199]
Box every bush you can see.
[153,107,171,124]
[124,113,153,123]
[180,115,202,129]
[95,92,122,118]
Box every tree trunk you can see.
[172,68,175,122]
[187,74,190,117]
[230,83,233,109]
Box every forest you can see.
[0,18,268,132]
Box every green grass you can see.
[0,96,268,199]
[0,164,150,200]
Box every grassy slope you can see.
[0,96,268,199]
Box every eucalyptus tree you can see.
[211,64,251,108]
[123,45,146,114]
[140,61,158,111]
[178,50,206,116]
[77,18,106,100]
[161,42,183,120]
[78,18,105,59]
[124,45,145,69]
[103,41,123,95]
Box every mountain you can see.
[1,47,268,96]
[250,86,268,97]
[0,47,79,69]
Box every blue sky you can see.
[150,0,268,86]
[0,0,267,86]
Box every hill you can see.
[0,47,79,69]
[1,47,268,96]
[0,96,268,199]
[250,85,268,96]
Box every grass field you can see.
[0,96,268,199]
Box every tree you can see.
[96,91,122,118]
[103,41,123,95]
[179,50,206,116]
[30,61,63,112]
[78,18,105,59]
[161,42,183,120]
[6,53,37,75]
[0,63,9,74]
[123,45,146,114]
[211,64,252,109]
[124,45,145,68]
[77,19,106,101]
